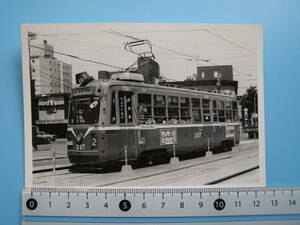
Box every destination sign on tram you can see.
[71,87,95,96]
[160,128,177,145]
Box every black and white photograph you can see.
[21,23,264,187]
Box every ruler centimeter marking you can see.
[23,187,300,217]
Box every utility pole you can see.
[215,71,222,93]
[28,32,37,127]
[28,32,36,80]
[253,88,258,128]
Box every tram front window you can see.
[69,98,100,124]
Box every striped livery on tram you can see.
[67,72,240,170]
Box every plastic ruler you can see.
[22,186,300,222]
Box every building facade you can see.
[30,40,72,95]
[30,40,54,58]
[160,65,237,95]
[159,80,238,95]
[35,94,69,138]
[61,63,72,93]
[196,65,233,81]
[30,40,72,139]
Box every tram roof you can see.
[87,79,237,99]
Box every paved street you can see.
[33,139,69,171]
[33,138,259,187]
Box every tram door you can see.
[118,91,138,160]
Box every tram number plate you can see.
[75,144,85,150]
[225,126,235,138]
[194,128,202,139]
[160,129,177,145]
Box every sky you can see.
[23,23,261,95]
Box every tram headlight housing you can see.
[76,133,83,144]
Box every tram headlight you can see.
[76,133,83,144]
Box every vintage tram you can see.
[67,72,240,170]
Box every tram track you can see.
[33,145,258,187]
[36,164,259,186]
[34,154,233,180]
[97,155,234,187]
[33,165,71,174]
[98,154,258,187]
[205,165,259,185]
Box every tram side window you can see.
[118,91,133,124]
[202,99,211,122]
[191,98,201,122]
[111,91,116,124]
[167,96,179,123]
[232,101,238,121]
[137,93,152,123]
[225,101,232,122]
[218,101,225,122]
[180,97,191,122]
[212,100,218,122]
[154,95,166,123]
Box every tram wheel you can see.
[138,150,169,167]
[215,142,233,153]
[103,163,122,172]
[69,164,92,173]
[212,145,223,154]
[248,132,254,139]
[224,145,232,152]
[156,151,170,164]
[147,155,153,166]
[222,142,233,152]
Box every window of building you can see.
[212,100,218,122]
[153,95,166,123]
[218,101,225,122]
[180,97,190,122]
[202,99,211,122]
[225,101,232,122]
[191,98,201,122]
[138,93,152,123]
[167,96,179,122]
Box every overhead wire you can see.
[36,32,107,36]
[203,29,257,56]
[100,29,214,66]
[39,29,255,79]
[32,29,257,91]
[101,29,255,78]
[38,34,122,55]
[30,45,124,70]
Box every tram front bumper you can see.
[68,150,99,164]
